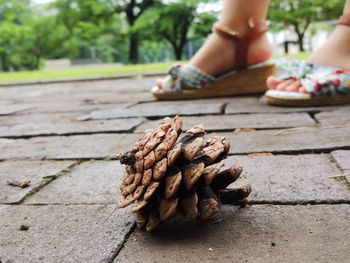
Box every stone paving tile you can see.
[0,77,155,95]
[315,110,350,125]
[69,77,157,94]
[0,112,87,126]
[135,113,315,132]
[26,91,154,104]
[331,150,350,184]
[0,117,143,137]
[216,125,350,154]
[0,99,14,106]
[223,155,349,203]
[0,77,157,103]
[0,160,75,204]
[331,150,350,172]
[0,105,32,116]
[0,133,139,160]
[115,205,350,263]
[2,125,350,159]
[226,96,350,114]
[26,161,122,204]
[0,204,133,263]
[17,102,127,115]
[87,100,224,119]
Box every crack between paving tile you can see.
[227,146,350,156]
[145,112,223,120]
[5,199,349,206]
[0,130,137,139]
[133,126,308,134]
[308,112,320,124]
[108,224,136,263]
[129,118,148,133]
[245,200,350,205]
[328,153,350,189]
[220,103,227,114]
[225,110,323,115]
[142,112,318,121]
[328,152,346,172]
[13,161,85,205]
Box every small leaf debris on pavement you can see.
[7,179,31,188]
[248,152,273,157]
[234,128,256,133]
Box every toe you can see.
[156,79,163,89]
[152,79,164,93]
[286,80,302,92]
[276,79,295,91]
[299,86,307,93]
[266,76,281,89]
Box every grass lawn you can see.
[0,62,177,84]
[0,52,310,84]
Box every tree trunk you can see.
[174,45,183,60]
[292,20,309,53]
[0,52,10,72]
[296,33,305,52]
[35,55,41,70]
[129,32,139,64]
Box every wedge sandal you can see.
[152,18,275,101]
[266,15,350,107]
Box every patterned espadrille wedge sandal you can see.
[152,18,275,101]
[265,15,350,107]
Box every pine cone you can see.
[117,116,251,232]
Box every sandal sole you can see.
[266,94,350,107]
[152,64,275,101]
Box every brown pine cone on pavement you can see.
[117,115,251,232]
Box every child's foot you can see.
[267,25,350,93]
[156,26,272,90]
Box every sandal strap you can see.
[338,14,350,26]
[301,68,350,97]
[275,58,350,97]
[153,64,216,94]
[212,18,268,71]
[236,20,268,70]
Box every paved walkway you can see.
[0,77,349,263]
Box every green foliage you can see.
[190,12,217,39]
[135,0,214,60]
[0,0,31,23]
[269,0,344,51]
[0,12,70,71]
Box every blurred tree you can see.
[26,16,70,69]
[269,0,344,51]
[54,0,153,64]
[0,23,21,71]
[0,0,217,71]
[108,0,158,63]
[0,0,31,71]
[190,12,217,40]
[53,0,128,62]
[0,0,30,23]
[135,0,214,60]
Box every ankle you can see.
[329,26,350,53]
[216,17,266,38]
